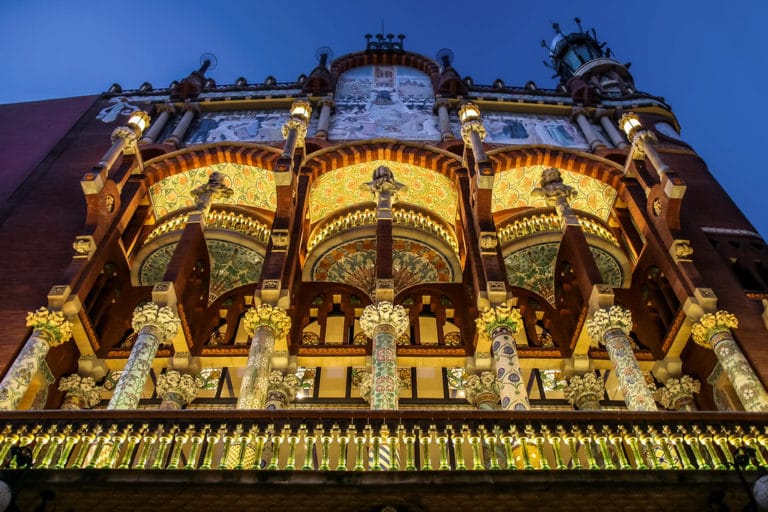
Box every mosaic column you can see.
[563,372,604,411]
[692,311,768,412]
[236,305,291,409]
[155,371,199,410]
[315,97,334,139]
[0,307,73,410]
[360,302,409,410]
[587,306,658,411]
[265,370,301,410]
[59,374,101,410]
[655,375,700,411]
[462,371,500,410]
[476,304,530,411]
[107,303,180,410]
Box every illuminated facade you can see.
[1,25,767,510]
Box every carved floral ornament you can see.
[586,305,632,343]
[655,375,700,410]
[563,372,605,408]
[155,370,202,403]
[462,371,500,406]
[267,370,301,399]
[26,307,73,346]
[242,304,291,339]
[691,310,738,348]
[58,374,102,408]
[475,304,522,344]
[359,302,409,337]
[131,302,180,342]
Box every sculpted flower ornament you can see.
[691,310,738,348]
[586,305,632,344]
[132,302,180,342]
[242,304,291,339]
[359,302,409,337]
[26,307,73,346]
[475,304,522,344]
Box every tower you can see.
[0,22,766,511]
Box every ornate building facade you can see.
[0,25,767,510]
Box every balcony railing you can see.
[0,410,766,473]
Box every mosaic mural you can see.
[311,238,453,296]
[492,165,616,220]
[451,111,589,148]
[149,162,276,219]
[329,65,439,141]
[139,239,265,303]
[186,109,291,144]
[309,160,456,225]
[504,242,622,304]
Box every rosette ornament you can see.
[462,371,500,409]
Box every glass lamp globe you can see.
[753,474,768,510]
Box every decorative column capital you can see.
[655,375,700,410]
[586,305,632,345]
[358,369,373,404]
[155,371,200,405]
[266,370,301,406]
[360,302,409,337]
[282,117,309,141]
[475,304,522,344]
[26,307,73,346]
[460,120,486,144]
[318,97,336,109]
[570,106,588,119]
[691,310,738,348]
[242,304,291,338]
[462,371,500,408]
[59,374,102,409]
[563,372,604,410]
[131,302,180,343]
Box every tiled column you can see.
[59,374,101,410]
[265,370,301,410]
[692,311,768,412]
[462,371,500,410]
[476,304,530,410]
[0,307,72,410]
[655,375,700,411]
[107,303,180,410]
[155,370,199,410]
[587,306,658,411]
[360,302,409,410]
[563,372,604,411]
[236,305,291,409]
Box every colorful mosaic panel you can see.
[504,242,622,304]
[139,239,264,303]
[186,109,290,144]
[492,165,616,220]
[311,238,453,294]
[308,160,456,225]
[329,65,438,141]
[450,111,589,147]
[149,162,276,219]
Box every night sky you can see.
[2,1,766,236]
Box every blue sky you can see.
[2,0,767,237]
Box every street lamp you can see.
[458,101,490,178]
[98,110,151,170]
